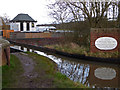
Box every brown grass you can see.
[45,42,119,58]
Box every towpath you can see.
[12,52,53,88]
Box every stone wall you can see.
[0,39,10,66]
[2,47,10,66]
[90,28,120,53]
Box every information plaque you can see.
[95,37,117,50]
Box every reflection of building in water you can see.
[10,46,33,52]
[88,64,120,88]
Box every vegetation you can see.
[2,54,24,88]
[46,43,89,54]
[45,43,119,58]
[48,1,119,28]
[48,1,120,49]
[27,52,87,88]
[2,52,87,88]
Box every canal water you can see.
[11,45,120,88]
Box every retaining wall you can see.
[0,39,10,66]
[9,37,64,46]
[10,32,63,39]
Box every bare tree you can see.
[67,1,114,27]
[48,0,118,27]
[2,13,10,25]
[48,1,74,23]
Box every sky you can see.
[0,0,55,24]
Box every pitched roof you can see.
[10,14,37,22]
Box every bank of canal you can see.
[2,52,86,88]
[10,45,120,88]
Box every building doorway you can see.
[20,22,23,31]
[27,22,30,31]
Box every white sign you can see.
[95,37,117,50]
[94,67,116,80]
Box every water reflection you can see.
[10,45,120,88]
[94,67,116,80]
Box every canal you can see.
[10,45,120,88]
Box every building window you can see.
[32,23,34,27]
[27,23,30,31]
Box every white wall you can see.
[23,22,26,31]
[10,22,36,31]
[30,22,36,31]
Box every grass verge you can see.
[2,54,24,88]
[2,52,87,88]
[27,52,87,88]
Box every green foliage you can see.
[54,72,68,80]
[53,72,86,88]
[27,52,56,74]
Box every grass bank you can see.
[45,43,119,58]
[2,52,87,88]
[27,52,86,88]
[2,54,24,88]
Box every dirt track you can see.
[12,52,53,88]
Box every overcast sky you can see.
[0,0,55,24]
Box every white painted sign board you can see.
[95,37,117,50]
